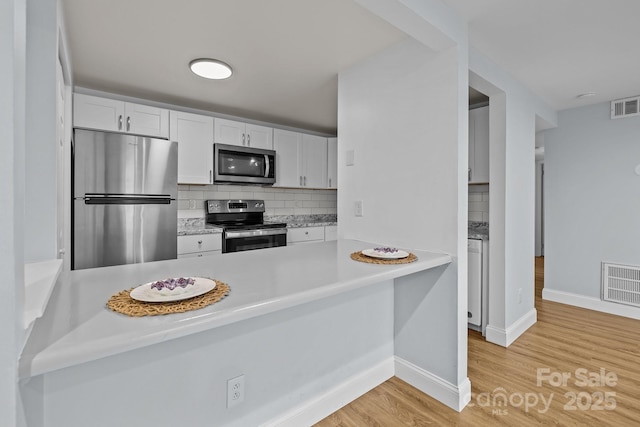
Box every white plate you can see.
[130,277,216,302]
[362,248,410,259]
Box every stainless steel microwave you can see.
[213,143,276,185]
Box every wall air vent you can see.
[602,262,640,307]
[611,96,640,119]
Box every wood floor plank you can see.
[316,257,640,426]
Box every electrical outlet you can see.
[354,200,363,217]
[189,199,197,209]
[227,375,245,408]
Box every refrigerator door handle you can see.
[83,194,173,205]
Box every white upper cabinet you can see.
[301,134,327,188]
[327,137,337,189]
[273,129,302,187]
[273,129,327,188]
[469,105,489,184]
[214,118,273,149]
[73,93,169,139]
[170,111,214,185]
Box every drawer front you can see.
[177,250,220,259]
[288,227,324,243]
[177,234,222,254]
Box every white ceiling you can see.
[61,0,406,134]
[445,0,640,111]
[62,1,640,134]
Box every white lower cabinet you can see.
[177,234,221,258]
[324,225,338,241]
[287,226,325,245]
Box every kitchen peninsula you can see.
[20,239,451,427]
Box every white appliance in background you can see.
[468,238,489,335]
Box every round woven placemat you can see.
[106,280,230,317]
[350,251,417,265]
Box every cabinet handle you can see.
[468,168,472,182]
[299,176,303,186]
[247,134,251,146]
[304,176,307,186]
[126,116,131,132]
[198,240,203,245]
[210,170,212,183]
[329,178,332,187]
[242,133,245,146]
[118,115,123,130]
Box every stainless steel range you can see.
[205,199,287,253]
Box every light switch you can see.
[354,200,363,217]
[346,150,355,166]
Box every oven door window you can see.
[224,233,286,253]
[218,150,267,178]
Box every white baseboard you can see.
[394,357,471,412]
[261,357,394,427]
[263,354,474,425]
[543,288,640,320]
[485,308,537,347]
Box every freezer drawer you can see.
[73,200,177,270]
[73,129,177,198]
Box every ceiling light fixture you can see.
[577,92,597,99]
[189,58,233,80]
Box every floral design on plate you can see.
[361,247,410,260]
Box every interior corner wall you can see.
[338,37,462,388]
[24,0,58,263]
[337,38,459,255]
[544,102,640,301]
[1,0,27,425]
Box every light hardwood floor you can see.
[316,257,640,426]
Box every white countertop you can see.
[19,239,451,379]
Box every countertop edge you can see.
[19,243,451,378]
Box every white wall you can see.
[544,102,640,310]
[24,0,59,263]
[338,34,468,398]
[469,48,557,346]
[1,0,26,425]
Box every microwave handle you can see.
[264,154,270,178]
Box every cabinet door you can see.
[288,226,325,244]
[73,93,125,132]
[469,106,489,183]
[125,102,169,139]
[327,137,337,189]
[301,134,327,188]
[170,111,214,184]
[246,124,273,149]
[214,118,246,146]
[273,129,302,187]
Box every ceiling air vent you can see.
[611,96,640,119]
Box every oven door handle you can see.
[225,228,288,239]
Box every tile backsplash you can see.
[469,185,489,223]
[178,184,337,218]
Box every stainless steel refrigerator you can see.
[73,129,178,270]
